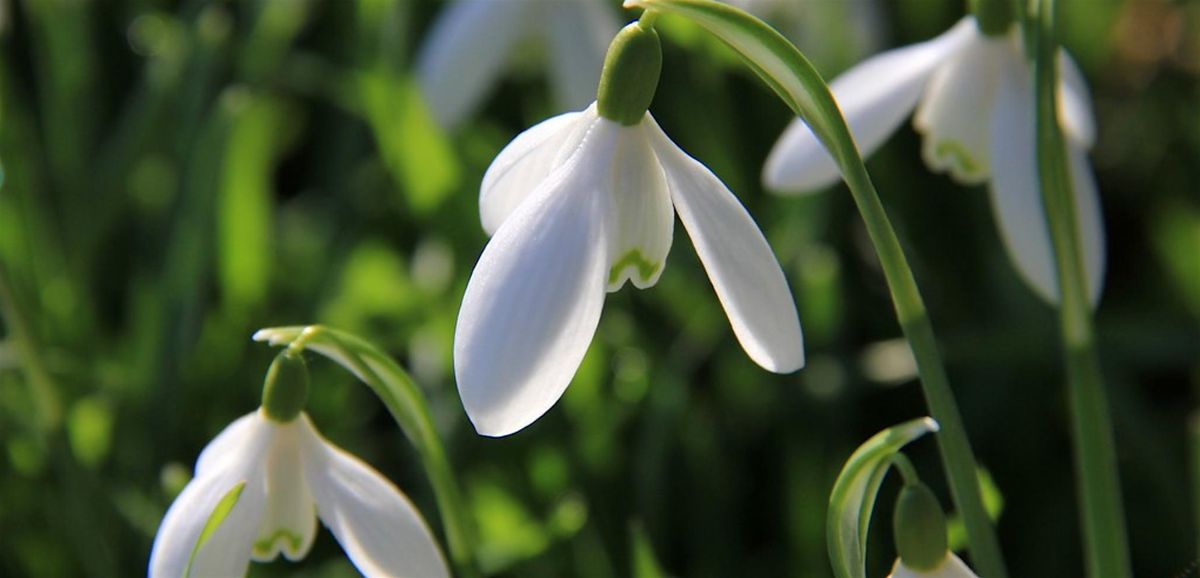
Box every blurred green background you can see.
[1,0,1197,576]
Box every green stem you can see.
[256,325,479,578]
[1031,1,1131,576]
[889,454,922,487]
[0,262,62,433]
[838,141,1009,578]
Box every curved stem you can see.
[838,143,1009,578]
[1031,1,1131,576]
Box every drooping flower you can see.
[762,16,1105,305]
[887,481,978,578]
[454,21,804,437]
[149,353,448,578]
[416,0,618,129]
[888,553,980,578]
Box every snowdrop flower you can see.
[763,16,1105,305]
[455,20,804,437]
[888,554,979,578]
[148,352,448,578]
[888,482,978,578]
[416,0,618,129]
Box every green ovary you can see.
[609,250,660,286]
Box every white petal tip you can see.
[923,417,941,433]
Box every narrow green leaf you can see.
[185,481,246,578]
[358,72,460,216]
[253,325,479,578]
[630,521,668,578]
[826,418,939,578]
[217,91,294,313]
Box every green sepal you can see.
[261,350,309,423]
[971,0,1015,37]
[893,483,949,571]
[596,22,662,125]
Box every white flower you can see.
[763,17,1105,305]
[416,0,618,129]
[454,103,804,437]
[888,552,979,578]
[148,410,449,578]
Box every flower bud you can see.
[596,21,662,125]
[261,350,309,423]
[893,483,949,571]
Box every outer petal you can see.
[480,107,595,235]
[251,419,318,563]
[646,116,804,373]
[988,53,1106,306]
[888,553,980,578]
[605,121,674,290]
[762,17,977,193]
[914,34,1007,183]
[149,414,273,578]
[195,411,263,477]
[297,416,450,578]
[454,127,612,436]
[1058,49,1096,148]
[415,0,532,129]
[546,0,616,111]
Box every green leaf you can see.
[630,521,668,578]
[253,325,478,578]
[826,418,939,578]
[217,91,298,313]
[358,72,460,216]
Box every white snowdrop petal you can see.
[416,0,531,129]
[251,420,318,563]
[914,34,1007,183]
[647,117,804,373]
[455,130,612,436]
[1058,49,1097,148]
[298,417,450,578]
[605,121,674,291]
[546,0,616,111]
[989,54,1061,304]
[480,111,585,235]
[195,411,266,477]
[151,416,273,578]
[763,17,977,193]
[187,475,269,578]
[887,553,980,578]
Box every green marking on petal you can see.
[253,528,305,558]
[933,141,982,177]
[185,481,246,578]
[609,249,661,286]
